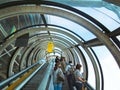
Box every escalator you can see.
[22,63,49,90]
[0,61,53,90]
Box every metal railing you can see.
[38,60,54,90]
[0,60,45,89]
[85,82,95,90]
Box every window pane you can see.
[92,46,120,90]
[75,7,120,31]
[116,35,120,41]
[47,15,96,41]
[50,32,77,44]
[79,46,95,89]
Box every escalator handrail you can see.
[0,61,41,89]
[85,82,95,90]
[38,61,54,90]
[15,62,46,90]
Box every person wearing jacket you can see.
[53,62,65,90]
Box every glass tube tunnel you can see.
[0,0,120,90]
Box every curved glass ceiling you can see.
[0,1,120,90]
[75,7,120,31]
[48,15,96,41]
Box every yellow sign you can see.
[47,41,54,52]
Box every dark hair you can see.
[54,63,58,71]
[60,57,65,61]
[76,64,82,69]
[54,62,61,71]
[69,61,72,63]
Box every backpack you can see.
[56,68,65,83]
[69,65,74,74]
[68,65,76,86]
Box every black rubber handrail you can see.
[86,83,95,90]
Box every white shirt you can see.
[65,64,74,75]
[74,69,83,83]
[53,68,64,84]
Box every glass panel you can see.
[50,32,77,44]
[48,0,102,7]
[48,25,84,42]
[74,7,120,31]
[79,46,95,89]
[116,35,120,41]
[92,46,120,90]
[95,7,120,23]
[47,15,96,41]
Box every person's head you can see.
[54,61,61,70]
[56,56,59,59]
[60,57,65,61]
[76,64,82,70]
[68,61,73,65]
[54,63,59,70]
[69,61,72,64]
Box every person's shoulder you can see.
[70,64,74,67]
[68,65,71,68]
[75,69,79,73]
[58,67,62,71]
[66,64,70,67]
